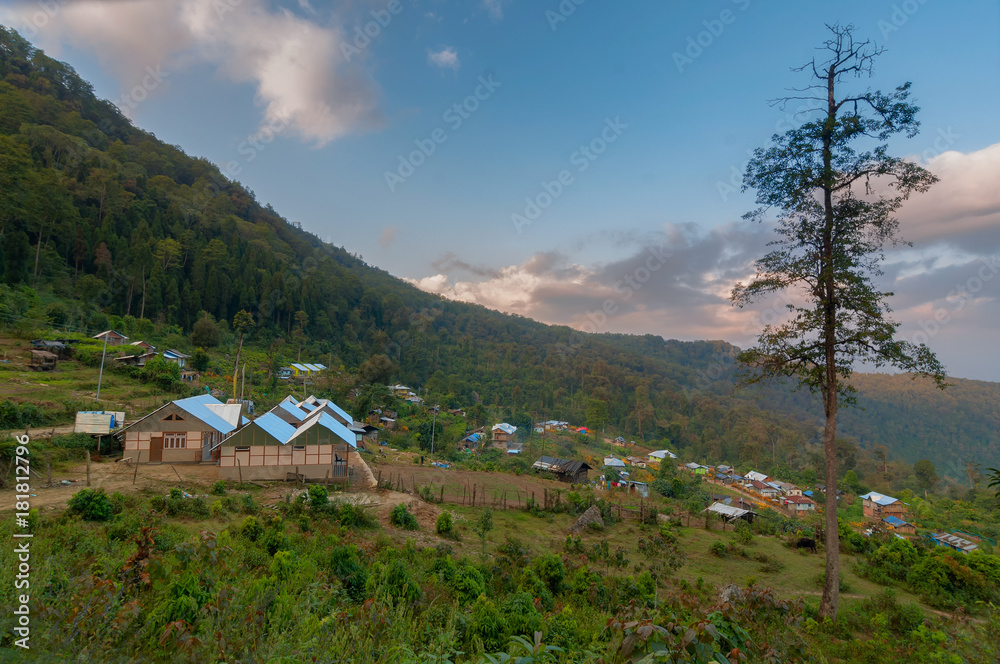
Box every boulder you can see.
[570,504,604,533]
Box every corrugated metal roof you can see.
[292,412,356,447]
[532,456,592,475]
[861,492,900,506]
[253,412,298,442]
[492,423,516,435]
[604,457,626,468]
[883,516,910,527]
[648,449,677,459]
[326,400,352,423]
[291,363,309,371]
[706,502,756,519]
[174,395,239,434]
[300,401,318,412]
[278,400,308,421]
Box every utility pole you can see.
[95,331,109,401]
[430,408,437,458]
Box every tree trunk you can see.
[140,266,147,320]
[32,221,47,282]
[233,332,244,398]
[819,61,841,621]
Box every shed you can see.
[531,456,592,483]
[29,350,58,371]
[706,502,758,524]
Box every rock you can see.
[570,504,604,533]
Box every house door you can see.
[149,436,163,463]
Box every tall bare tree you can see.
[731,24,946,620]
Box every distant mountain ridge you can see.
[0,24,996,476]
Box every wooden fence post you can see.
[473,484,476,506]
[237,457,243,485]
[85,450,91,487]
[440,485,444,503]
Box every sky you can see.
[2,0,999,381]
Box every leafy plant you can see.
[67,488,113,521]
[390,503,419,529]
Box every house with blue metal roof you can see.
[219,402,363,483]
[882,515,917,535]
[120,394,244,464]
[861,491,909,519]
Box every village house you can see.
[860,492,909,519]
[604,456,627,469]
[883,516,917,535]
[625,455,647,468]
[115,351,157,367]
[130,340,156,350]
[290,362,326,377]
[782,494,816,513]
[931,532,978,554]
[774,481,803,496]
[120,395,244,464]
[93,330,128,346]
[745,470,769,483]
[612,436,626,448]
[531,456,592,483]
[162,349,191,368]
[491,423,517,447]
[648,449,677,460]
[218,406,363,483]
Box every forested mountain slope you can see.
[0,25,996,475]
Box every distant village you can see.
[69,365,984,556]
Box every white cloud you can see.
[5,0,383,145]
[898,142,1000,248]
[428,47,460,70]
[483,0,505,22]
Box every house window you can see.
[235,446,250,452]
[293,446,306,451]
[163,432,187,449]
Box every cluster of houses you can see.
[277,363,327,381]
[686,464,817,515]
[388,385,425,406]
[91,331,197,381]
[119,393,374,484]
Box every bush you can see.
[710,541,727,557]
[338,502,375,528]
[734,521,754,545]
[210,481,227,496]
[436,511,454,537]
[390,503,419,530]
[67,488,113,521]
[240,516,264,542]
[308,484,330,513]
[241,493,258,515]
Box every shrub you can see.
[241,493,258,515]
[734,521,754,545]
[338,502,375,528]
[308,484,330,513]
[436,511,454,537]
[240,516,264,542]
[67,488,113,521]
[710,541,727,557]
[210,481,227,496]
[532,553,566,595]
[390,503,419,530]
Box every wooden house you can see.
[29,350,58,371]
[492,423,517,447]
[531,456,592,483]
[861,492,909,519]
[162,349,191,368]
[93,330,128,346]
[120,395,243,464]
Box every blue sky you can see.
[4,0,1000,380]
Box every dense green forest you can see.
[0,24,997,478]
